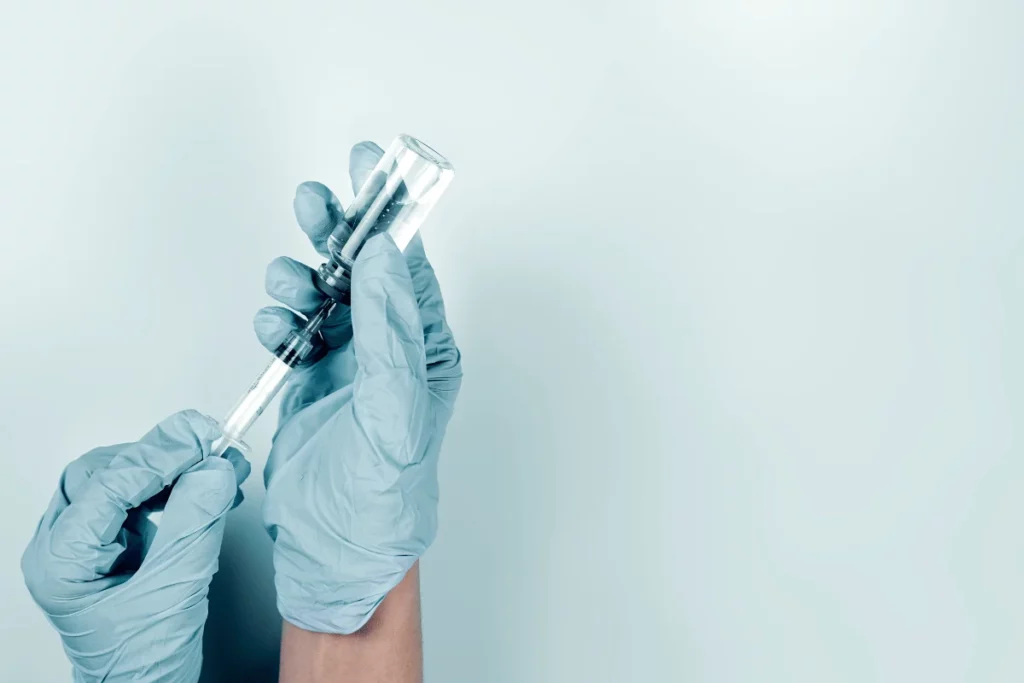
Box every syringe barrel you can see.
[217,355,294,452]
[317,135,454,300]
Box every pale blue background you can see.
[1,2,1022,681]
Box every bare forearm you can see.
[278,563,423,683]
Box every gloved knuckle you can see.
[21,564,47,602]
[61,454,100,494]
[427,344,462,384]
[22,562,64,609]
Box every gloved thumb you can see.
[350,234,431,458]
[142,457,238,573]
[351,234,427,380]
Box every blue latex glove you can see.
[254,141,462,633]
[22,410,250,683]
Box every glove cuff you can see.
[273,562,413,634]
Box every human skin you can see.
[278,563,423,683]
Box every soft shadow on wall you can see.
[200,501,281,683]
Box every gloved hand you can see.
[22,410,250,683]
[254,141,462,634]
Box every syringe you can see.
[212,134,454,455]
[136,134,454,531]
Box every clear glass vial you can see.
[314,134,456,303]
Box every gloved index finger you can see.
[293,181,343,257]
[46,410,220,583]
[292,142,384,257]
[350,141,385,196]
[264,256,328,314]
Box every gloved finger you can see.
[62,446,119,494]
[292,141,382,255]
[47,410,219,583]
[21,446,128,607]
[222,446,252,509]
[265,256,327,313]
[262,257,354,348]
[34,446,120,533]
[254,306,306,352]
[350,141,385,195]
[350,234,431,459]
[144,456,236,563]
[403,235,462,398]
[253,303,353,355]
[293,181,344,256]
[122,446,248,562]
[221,446,251,486]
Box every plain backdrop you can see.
[1,2,1021,681]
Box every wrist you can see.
[278,563,423,683]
